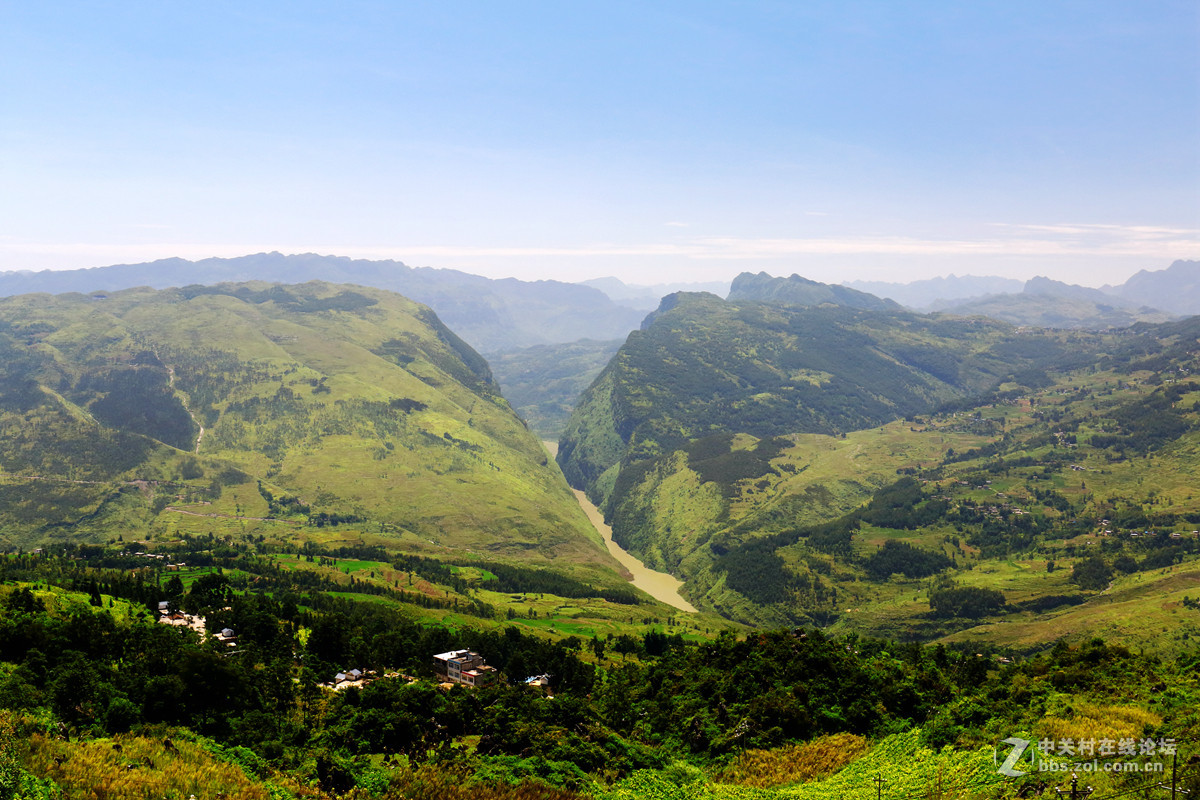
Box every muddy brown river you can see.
[544,441,697,613]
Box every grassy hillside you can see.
[3,283,1199,800]
[0,282,612,571]
[558,294,1200,649]
[558,291,1100,508]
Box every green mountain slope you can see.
[558,291,1093,510]
[683,345,1200,646]
[559,297,1200,646]
[727,272,902,311]
[0,283,611,568]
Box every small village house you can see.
[432,649,497,686]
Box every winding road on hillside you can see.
[543,441,697,613]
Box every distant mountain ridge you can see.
[1110,259,1200,315]
[580,277,732,310]
[935,275,1175,328]
[0,252,646,354]
[845,274,1025,308]
[846,260,1200,328]
[939,297,1169,330]
[1023,275,1129,304]
[727,271,901,310]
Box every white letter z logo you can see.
[996,737,1031,777]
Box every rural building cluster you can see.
[155,600,237,648]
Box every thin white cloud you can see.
[989,222,1198,237]
[376,225,1200,260]
[2,220,1196,274]
[681,228,1200,259]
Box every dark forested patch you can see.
[1070,556,1113,591]
[688,446,780,493]
[928,585,1006,618]
[389,397,428,413]
[684,433,735,462]
[1088,384,1193,455]
[863,540,952,580]
[713,538,796,605]
[892,344,962,384]
[79,367,198,451]
[858,478,949,530]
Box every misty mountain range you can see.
[0,252,646,355]
[2,255,1198,355]
[845,259,1200,320]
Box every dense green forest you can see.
[3,548,1198,799]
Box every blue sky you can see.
[2,1,1197,285]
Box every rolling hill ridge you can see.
[0,282,613,570]
[0,252,647,354]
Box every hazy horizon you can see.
[2,250,1194,293]
[4,3,1197,287]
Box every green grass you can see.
[325,591,399,605]
[452,565,498,581]
[256,547,733,642]
[0,282,618,575]
[942,559,1200,655]
[601,728,1009,800]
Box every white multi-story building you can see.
[432,649,497,686]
